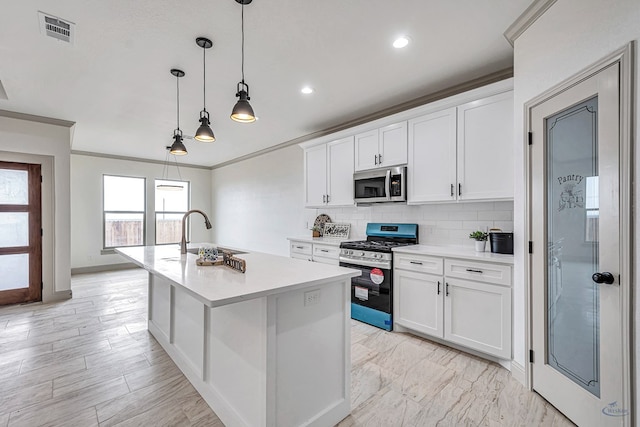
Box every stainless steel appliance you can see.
[353,166,406,204]
[339,223,418,331]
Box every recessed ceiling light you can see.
[301,86,314,94]
[393,36,410,49]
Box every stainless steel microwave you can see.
[354,166,406,204]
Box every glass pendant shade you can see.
[195,110,215,142]
[169,134,187,156]
[231,86,256,123]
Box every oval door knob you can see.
[592,272,615,285]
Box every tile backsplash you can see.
[306,201,513,249]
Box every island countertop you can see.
[116,245,361,308]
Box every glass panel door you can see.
[0,162,41,305]
[546,96,600,397]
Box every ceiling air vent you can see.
[38,11,75,45]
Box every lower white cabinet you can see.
[394,253,512,359]
[443,277,511,359]
[289,239,341,265]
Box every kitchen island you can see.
[116,245,360,427]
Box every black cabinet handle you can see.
[374,154,378,165]
[450,184,454,197]
[458,183,462,196]
[446,282,449,296]
[437,281,441,295]
[379,154,383,164]
[466,268,483,274]
[592,272,615,285]
[410,261,423,265]
[320,249,329,253]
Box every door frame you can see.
[523,42,634,424]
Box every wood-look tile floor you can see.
[0,269,574,427]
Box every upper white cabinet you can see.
[408,108,457,203]
[303,136,354,208]
[408,90,514,203]
[457,91,514,201]
[355,122,407,171]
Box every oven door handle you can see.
[339,257,391,270]
[385,169,391,201]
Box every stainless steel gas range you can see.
[339,223,418,331]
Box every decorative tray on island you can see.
[196,251,246,273]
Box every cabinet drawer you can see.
[445,259,511,286]
[394,253,443,275]
[290,241,312,256]
[313,244,340,260]
[291,252,312,262]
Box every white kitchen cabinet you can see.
[289,238,342,265]
[444,277,511,359]
[407,90,514,204]
[393,252,512,360]
[457,91,514,200]
[354,122,407,172]
[394,269,444,338]
[407,108,457,203]
[303,136,354,208]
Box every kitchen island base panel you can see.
[148,273,351,427]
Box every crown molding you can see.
[504,0,557,47]
[71,150,211,170]
[0,109,75,128]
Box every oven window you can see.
[355,177,386,199]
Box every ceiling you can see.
[0,0,531,167]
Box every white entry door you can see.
[530,62,630,426]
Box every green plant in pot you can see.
[312,225,322,238]
[469,230,488,252]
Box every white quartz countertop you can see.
[116,245,361,307]
[392,244,514,265]
[287,236,352,246]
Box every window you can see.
[103,175,145,248]
[155,179,189,244]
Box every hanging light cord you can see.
[173,153,183,181]
[176,74,180,130]
[202,46,207,110]
[241,2,245,84]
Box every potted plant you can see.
[312,225,322,238]
[469,230,488,252]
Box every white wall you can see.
[71,154,213,269]
[513,0,639,407]
[211,145,308,256]
[0,115,72,302]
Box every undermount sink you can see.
[185,246,246,256]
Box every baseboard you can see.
[510,360,527,386]
[71,262,139,275]
[43,289,72,303]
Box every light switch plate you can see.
[304,289,321,306]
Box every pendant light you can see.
[157,148,185,191]
[230,0,256,123]
[169,69,187,155]
[194,37,215,142]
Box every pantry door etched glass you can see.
[546,96,600,397]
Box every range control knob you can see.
[359,252,365,257]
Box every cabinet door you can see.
[327,136,354,206]
[407,108,457,203]
[304,144,327,207]
[457,91,514,201]
[444,278,511,359]
[394,269,444,338]
[379,121,407,167]
[354,129,379,171]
